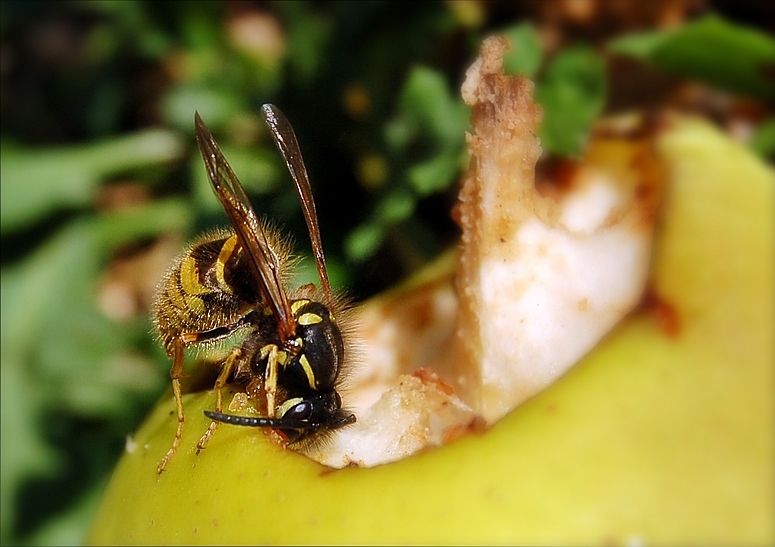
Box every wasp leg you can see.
[157,337,186,474]
[197,347,243,452]
[260,344,280,418]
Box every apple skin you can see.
[86,116,773,545]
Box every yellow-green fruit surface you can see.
[86,117,774,545]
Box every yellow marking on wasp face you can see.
[263,307,273,316]
[180,256,210,296]
[259,344,287,365]
[299,354,316,390]
[277,397,304,419]
[291,299,311,315]
[215,235,239,294]
[297,312,323,326]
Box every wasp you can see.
[152,105,356,473]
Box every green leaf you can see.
[344,222,385,263]
[407,152,460,195]
[609,15,775,102]
[535,45,606,158]
[0,216,166,543]
[398,66,469,148]
[282,2,334,82]
[375,190,416,223]
[749,116,775,159]
[192,145,281,214]
[607,30,667,58]
[384,115,415,151]
[290,253,350,293]
[0,359,60,545]
[93,197,194,252]
[1,222,97,544]
[0,130,184,232]
[1,222,96,353]
[21,481,106,547]
[502,22,543,78]
[162,85,243,131]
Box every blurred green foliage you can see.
[1,1,772,545]
[502,23,607,158]
[609,14,775,103]
[1,130,184,231]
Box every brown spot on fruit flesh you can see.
[413,368,455,396]
[642,287,681,337]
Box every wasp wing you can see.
[261,104,332,300]
[195,112,296,341]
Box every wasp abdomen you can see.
[152,231,261,354]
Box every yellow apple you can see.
[86,115,774,545]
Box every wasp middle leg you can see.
[197,346,244,452]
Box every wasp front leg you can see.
[260,344,281,418]
[197,347,244,452]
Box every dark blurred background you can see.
[1,1,772,544]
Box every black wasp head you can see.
[277,390,355,444]
[203,390,355,445]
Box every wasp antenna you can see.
[204,409,317,429]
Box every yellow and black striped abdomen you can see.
[152,230,261,355]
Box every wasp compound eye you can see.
[283,401,312,421]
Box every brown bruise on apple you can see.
[307,36,661,468]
